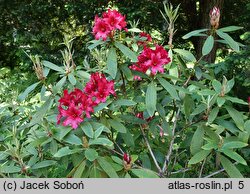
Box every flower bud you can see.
[209,6,220,29]
[123,153,132,171]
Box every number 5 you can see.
[238,181,244,189]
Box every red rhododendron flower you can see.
[84,72,116,104]
[57,73,115,129]
[92,9,127,41]
[138,32,152,46]
[92,16,112,41]
[102,9,127,31]
[130,45,171,79]
[57,88,95,129]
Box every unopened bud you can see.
[209,6,220,29]
[123,153,132,171]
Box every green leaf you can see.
[55,127,71,140]
[85,148,98,162]
[81,122,94,138]
[18,82,40,101]
[222,141,248,149]
[182,29,208,39]
[90,122,111,133]
[158,78,180,100]
[188,150,211,165]
[217,97,226,107]
[190,126,204,155]
[191,104,207,116]
[217,119,239,134]
[225,77,235,94]
[121,65,133,81]
[89,138,113,147]
[119,115,146,124]
[222,149,247,165]
[245,120,250,134]
[128,28,142,33]
[220,155,243,178]
[107,47,117,79]
[114,99,137,106]
[225,97,248,105]
[202,35,214,56]
[202,142,218,150]
[121,132,135,147]
[68,73,77,85]
[77,71,90,80]
[225,106,244,131]
[54,147,73,157]
[219,26,243,32]
[146,82,157,117]
[173,49,196,62]
[55,76,66,92]
[111,156,123,165]
[97,157,119,178]
[28,98,53,127]
[108,119,127,133]
[131,169,159,178]
[54,147,81,158]
[0,166,21,173]
[208,107,219,124]
[212,79,222,93]
[94,125,104,139]
[114,42,137,62]
[183,94,194,118]
[42,60,64,72]
[87,39,105,50]
[64,133,82,145]
[73,160,86,178]
[216,30,240,51]
[32,160,56,169]
[169,64,179,84]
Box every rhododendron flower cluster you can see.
[137,32,152,46]
[57,73,115,129]
[130,45,171,79]
[84,72,116,104]
[92,9,127,41]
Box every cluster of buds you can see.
[123,153,132,171]
[209,6,220,29]
[31,55,45,81]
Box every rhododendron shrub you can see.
[1,6,249,179]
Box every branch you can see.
[162,107,181,174]
[170,167,190,175]
[199,158,206,178]
[203,162,237,178]
[140,125,162,175]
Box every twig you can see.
[203,162,237,178]
[162,107,180,174]
[140,125,162,175]
[203,168,225,178]
[170,168,190,175]
[199,158,206,178]
[114,141,124,155]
